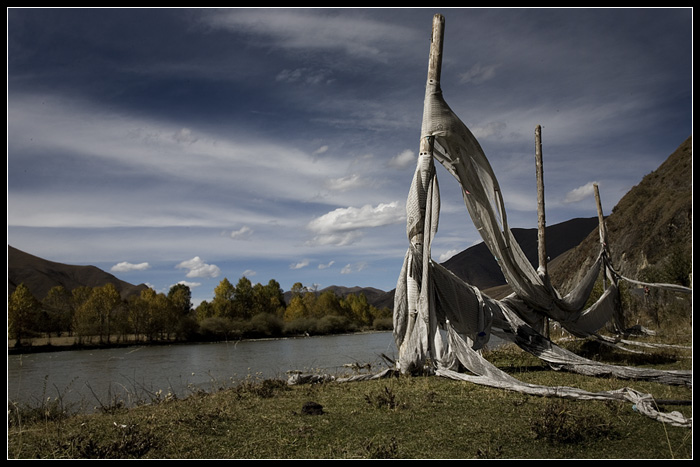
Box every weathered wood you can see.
[593,182,607,247]
[535,124,547,278]
[419,14,445,156]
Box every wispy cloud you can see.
[230,226,254,240]
[290,259,310,270]
[111,261,151,273]
[564,181,598,204]
[388,149,416,169]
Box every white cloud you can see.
[388,149,415,169]
[306,202,404,246]
[202,9,416,61]
[242,269,257,277]
[176,256,221,278]
[230,225,253,240]
[325,174,364,191]
[471,121,507,140]
[313,145,329,155]
[308,202,403,233]
[564,181,598,204]
[438,249,459,263]
[318,260,335,269]
[290,259,310,270]
[177,280,202,289]
[341,262,367,274]
[308,231,364,247]
[111,261,151,273]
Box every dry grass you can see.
[8,339,692,460]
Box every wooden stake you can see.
[593,182,606,247]
[535,125,547,278]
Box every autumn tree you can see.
[232,276,254,320]
[8,284,40,346]
[313,290,344,318]
[342,293,373,327]
[194,300,214,321]
[41,285,74,337]
[168,283,192,316]
[251,279,286,316]
[128,290,151,341]
[211,278,236,319]
[73,283,122,344]
[283,294,307,322]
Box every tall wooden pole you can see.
[419,14,445,158]
[593,182,606,248]
[535,125,547,279]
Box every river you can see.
[7,332,398,413]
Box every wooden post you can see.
[593,183,610,289]
[534,125,550,338]
[593,182,606,247]
[419,14,445,157]
[535,125,547,278]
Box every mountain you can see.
[441,217,599,291]
[7,245,148,300]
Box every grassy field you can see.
[7,338,692,459]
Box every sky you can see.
[7,8,693,305]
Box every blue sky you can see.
[7,8,692,305]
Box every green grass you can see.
[8,340,692,459]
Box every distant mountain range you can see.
[7,215,597,308]
[8,136,691,311]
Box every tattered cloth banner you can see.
[390,67,691,428]
[290,14,692,429]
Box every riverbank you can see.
[8,341,692,459]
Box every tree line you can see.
[7,277,393,348]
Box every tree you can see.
[343,293,373,327]
[290,282,306,297]
[8,284,40,346]
[251,279,286,316]
[283,294,308,322]
[212,278,236,319]
[73,284,122,344]
[128,291,150,341]
[232,276,254,320]
[41,285,73,337]
[314,290,343,318]
[168,283,192,316]
[194,300,214,322]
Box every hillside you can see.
[7,246,148,300]
[442,217,599,290]
[549,136,692,294]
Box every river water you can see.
[7,332,398,413]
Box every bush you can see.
[316,315,355,335]
[243,313,284,338]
